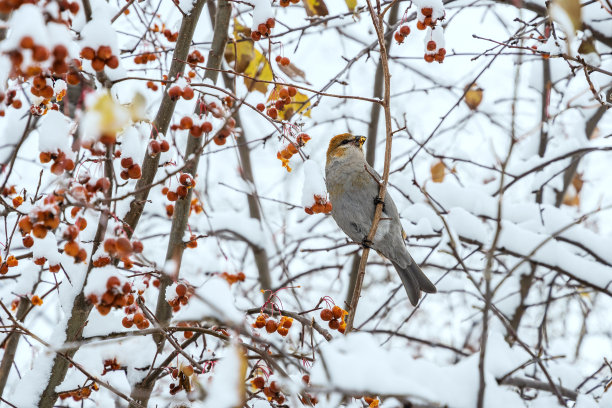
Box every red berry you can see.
[267,107,278,119]
[400,25,411,36]
[427,40,437,51]
[320,309,333,321]
[176,284,187,297]
[201,122,213,133]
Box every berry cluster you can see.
[121,307,149,329]
[61,218,88,264]
[102,358,122,375]
[252,313,293,337]
[174,115,213,139]
[80,45,119,72]
[252,377,286,404]
[8,36,68,81]
[187,50,205,68]
[69,176,110,204]
[250,18,275,41]
[275,55,291,66]
[39,148,75,175]
[101,236,143,268]
[0,90,22,115]
[416,7,443,30]
[58,384,98,402]
[87,276,135,316]
[304,194,332,215]
[394,25,411,44]
[177,321,196,339]
[299,375,319,405]
[219,271,246,285]
[119,156,142,180]
[148,137,171,157]
[167,283,191,313]
[146,80,159,91]
[0,255,18,275]
[168,84,194,101]
[0,0,36,13]
[279,0,300,6]
[258,85,298,120]
[424,39,446,64]
[169,365,195,394]
[133,52,157,65]
[18,197,60,241]
[31,73,62,101]
[163,28,179,42]
[57,0,80,14]
[276,132,310,172]
[3,185,23,208]
[161,173,196,203]
[319,305,347,333]
[529,35,551,59]
[211,115,236,145]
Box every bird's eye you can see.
[340,139,351,145]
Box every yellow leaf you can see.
[224,19,255,73]
[243,49,273,94]
[278,88,311,120]
[302,0,329,16]
[345,0,356,11]
[464,83,483,111]
[431,160,445,183]
[90,92,131,136]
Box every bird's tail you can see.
[392,261,436,306]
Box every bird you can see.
[325,133,436,305]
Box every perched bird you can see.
[325,133,436,305]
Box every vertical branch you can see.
[37,149,114,408]
[129,1,231,406]
[511,57,550,333]
[211,0,271,294]
[478,44,523,408]
[0,296,29,397]
[346,1,399,308]
[222,75,272,293]
[123,0,208,237]
[345,0,393,334]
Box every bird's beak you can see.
[355,136,366,148]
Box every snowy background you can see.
[0,0,611,406]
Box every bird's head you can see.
[326,133,366,164]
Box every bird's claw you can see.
[373,196,385,211]
[361,238,373,249]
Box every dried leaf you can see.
[224,20,255,73]
[243,49,273,94]
[464,83,483,111]
[578,37,598,56]
[277,61,310,84]
[431,160,445,183]
[345,0,357,11]
[572,173,583,194]
[302,0,329,16]
[562,193,580,207]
